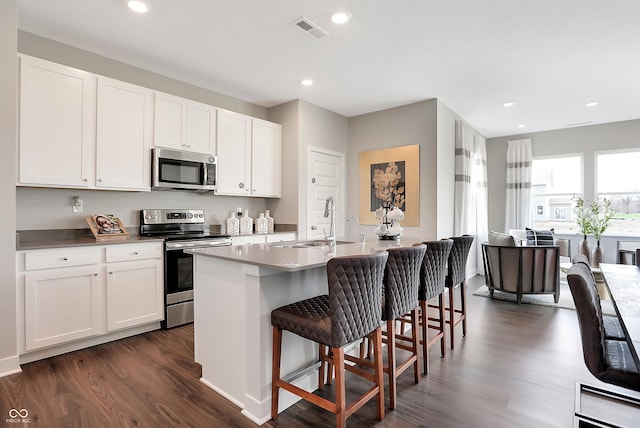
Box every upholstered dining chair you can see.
[271,251,389,428]
[566,262,640,392]
[571,254,625,341]
[445,235,475,349]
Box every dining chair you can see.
[271,251,388,428]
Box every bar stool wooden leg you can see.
[410,308,420,383]
[333,346,346,428]
[461,280,467,337]
[386,319,397,409]
[448,286,456,349]
[318,343,326,390]
[372,328,385,421]
[420,300,429,375]
[438,294,446,357]
[271,326,282,420]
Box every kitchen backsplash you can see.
[16,187,285,230]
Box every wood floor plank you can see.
[0,275,615,427]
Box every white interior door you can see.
[307,148,345,240]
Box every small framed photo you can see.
[86,214,129,241]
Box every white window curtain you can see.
[504,139,532,231]
[454,120,473,236]
[474,134,488,274]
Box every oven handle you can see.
[165,239,232,250]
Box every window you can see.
[531,155,582,230]
[596,149,640,234]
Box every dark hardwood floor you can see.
[1,276,609,427]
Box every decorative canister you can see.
[240,210,253,235]
[226,212,240,236]
[265,210,274,233]
[256,213,269,234]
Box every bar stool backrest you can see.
[418,239,453,301]
[327,251,389,348]
[383,245,427,320]
[446,235,475,287]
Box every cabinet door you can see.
[96,77,154,190]
[251,119,281,197]
[19,55,96,187]
[24,266,104,351]
[154,91,187,150]
[106,259,163,331]
[216,109,251,195]
[186,101,216,154]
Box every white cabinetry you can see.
[216,110,282,197]
[18,55,154,191]
[251,119,282,197]
[216,109,252,195]
[19,55,96,188]
[19,242,163,353]
[154,91,216,154]
[105,244,163,331]
[96,77,154,190]
[23,247,104,351]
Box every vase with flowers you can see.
[574,196,592,261]
[588,198,615,268]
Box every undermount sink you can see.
[269,240,353,249]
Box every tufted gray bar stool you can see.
[346,244,427,409]
[270,251,389,428]
[445,235,474,349]
[417,239,453,374]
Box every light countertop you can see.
[187,236,427,272]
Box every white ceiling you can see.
[17,0,640,138]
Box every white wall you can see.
[0,0,18,374]
[436,100,459,238]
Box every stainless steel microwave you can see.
[152,148,217,192]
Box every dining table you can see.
[599,263,640,369]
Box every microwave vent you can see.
[291,16,329,39]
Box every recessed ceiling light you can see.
[128,0,150,13]
[503,102,515,107]
[331,11,351,24]
[585,101,599,107]
[517,124,527,128]
[301,79,314,86]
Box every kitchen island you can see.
[188,237,423,424]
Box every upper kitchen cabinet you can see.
[18,55,154,191]
[251,118,282,197]
[19,55,96,188]
[153,92,216,154]
[216,110,282,197]
[96,77,154,191]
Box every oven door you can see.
[165,248,194,303]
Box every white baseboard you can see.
[0,354,21,378]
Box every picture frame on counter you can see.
[86,214,129,241]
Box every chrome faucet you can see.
[323,196,336,245]
[347,216,365,243]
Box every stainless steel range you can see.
[140,209,231,329]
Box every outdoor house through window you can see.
[531,155,582,231]
[596,149,640,234]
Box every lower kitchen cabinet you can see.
[106,258,163,331]
[17,241,164,355]
[24,265,104,351]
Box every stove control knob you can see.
[187,213,193,219]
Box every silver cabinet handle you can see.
[63,257,69,261]
[311,177,316,183]
[97,178,102,182]
[311,226,317,230]
[239,182,245,189]
[93,273,98,276]
[83,178,89,182]
[133,252,139,255]
[109,272,114,275]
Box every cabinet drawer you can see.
[106,243,162,263]
[25,247,102,271]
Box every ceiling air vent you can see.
[291,16,329,39]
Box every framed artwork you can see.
[359,144,420,226]
[86,214,129,241]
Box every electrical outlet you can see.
[72,196,83,213]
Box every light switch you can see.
[72,196,83,213]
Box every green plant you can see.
[589,198,615,241]
[574,195,592,236]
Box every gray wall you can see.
[486,119,640,262]
[436,100,459,238]
[0,0,18,374]
[348,100,439,239]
